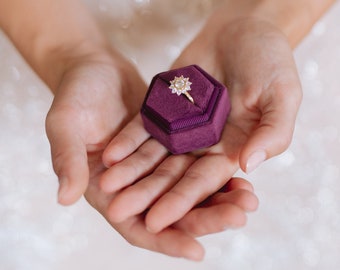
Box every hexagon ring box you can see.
[141,65,231,154]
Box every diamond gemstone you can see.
[169,75,192,96]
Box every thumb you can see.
[239,87,302,174]
[46,119,89,205]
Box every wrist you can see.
[39,37,111,92]
[0,0,112,91]
[205,0,335,47]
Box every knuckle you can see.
[153,167,174,179]
[152,170,169,180]
[119,133,139,151]
[137,147,154,161]
[167,188,192,208]
[184,170,205,182]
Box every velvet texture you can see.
[141,65,231,154]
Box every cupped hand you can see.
[45,48,146,205]
[89,173,258,261]
[101,18,301,233]
[45,47,258,261]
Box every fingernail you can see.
[57,177,69,204]
[246,150,266,174]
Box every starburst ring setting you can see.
[169,75,194,103]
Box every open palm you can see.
[101,19,301,234]
[45,50,258,260]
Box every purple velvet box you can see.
[141,65,231,154]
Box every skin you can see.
[0,0,335,261]
[101,18,302,233]
[46,48,258,260]
[99,0,335,257]
[0,0,259,261]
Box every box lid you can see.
[142,65,225,134]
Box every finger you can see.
[46,123,89,206]
[174,179,259,237]
[107,154,196,223]
[240,82,302,174]
[102,114,150,167]
[113,216,205,261]
[173,203,247,237]
[223,177,255,192]
[100,138,168,193]
[145,154,237,233]
[208,189,259,212]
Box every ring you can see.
[169,75,194,104]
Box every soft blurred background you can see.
[1,1,340,269]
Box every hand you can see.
[45,48,146,205]
[90,174,258,261]
[100,18,301,233]
[45,48,258,261]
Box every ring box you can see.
[141,65,231,154]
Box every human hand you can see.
[45,47,258,261]
[100,18,301,234]
[90,174,258,261]
[45,49,146,205]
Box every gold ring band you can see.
[184,91,194,104]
